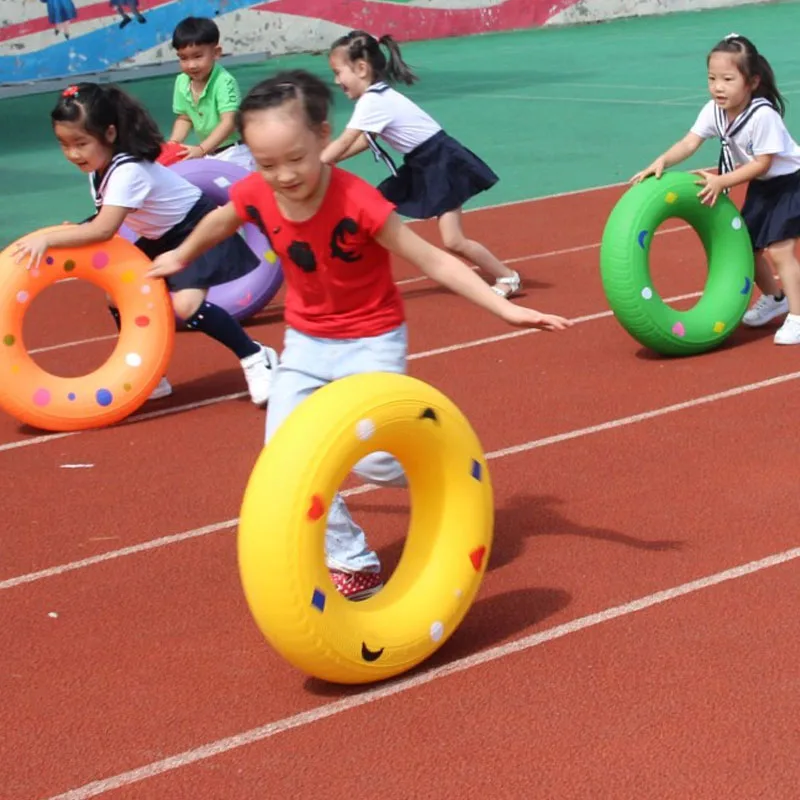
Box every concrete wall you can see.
[0,0,771,88]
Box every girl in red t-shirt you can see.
[148,69,571,601]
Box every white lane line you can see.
[46,544,800,800]
[4,366,798,592]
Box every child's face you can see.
[244,103,331,204]
[329,48,371,99]
[707,52,757,114]
[54,120,114,173]
[176,43,220,84]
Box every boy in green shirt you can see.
[168,17,255,171]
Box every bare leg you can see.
[437,208,521,297]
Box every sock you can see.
[183,301,261,360]
[108,305,122,331]
[773,291,786,302]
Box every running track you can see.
[1,179,798,799]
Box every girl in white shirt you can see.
[321,30,522,299]
[12,82,276,403]
[632,34,800,346]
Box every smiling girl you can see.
[320,31,523,299]
[631,33,800,345]
[147,70,572,599]
[12,82,276,403]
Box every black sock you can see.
[183,301,261,360]
[108,305,122,331]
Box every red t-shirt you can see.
[229,167,405,339]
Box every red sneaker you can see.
[329,569,383,601]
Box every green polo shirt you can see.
[172,62,241,148]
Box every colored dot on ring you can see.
[92,252,109,270]
[32,388,51,407]
[95,388,113,407]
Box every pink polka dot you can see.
[16,291,29,304]
[134,315,150,327]
[32,388,51,407]
[92,252,109,270]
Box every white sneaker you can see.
[241,344,278,406]
[148,377,173,401]
[742,293,789,327]
[774,314,800,345]
[491,270,521,298]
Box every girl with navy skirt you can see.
[13,82,276,404]
[632,33,800,345]
[322,30,522,299]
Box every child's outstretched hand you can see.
[147,250,185,279]
[630,157,666,184]
[501,303,573,331]
[12,234,50,270]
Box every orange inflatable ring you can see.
[0,225,175,432]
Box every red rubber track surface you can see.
[1,182,798,800]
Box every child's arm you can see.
[375,212,571,331]
[321,128,366,164]
[169,114,193,144]
[12,204,132,270]
[695,154,773,206]
[630,132,705,183]
[183,112,238,160]
[146,202,242,277]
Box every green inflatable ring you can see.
[599,170,755,356]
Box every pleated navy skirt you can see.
[741,168,800,251]
[133,194,259,292]
[377,130,499,220]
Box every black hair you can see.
[50,82,164,161]
[709,33,786,116]
[329,30,418,86]
[172,16,220,50]
[236,69,333,136]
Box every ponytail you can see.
[330,30,418,86]
[51,82,164,161]
[377,34,418,86]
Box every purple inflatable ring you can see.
[120,159,283,322]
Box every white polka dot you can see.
[16,290,29,304]
[213,177,232,189]
[454,588,463,598]
[355,418,375,441]
[641,287,653,300]
[732,217,743,230]
[125,353,142,368]
[141,284,151,295]
[430,621,444,642]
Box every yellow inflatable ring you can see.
[237,372,494,685]
[0,226,175,432]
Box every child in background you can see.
[12,82,276,404]
[147,70,572,599]
[632,33,800,344]
[167,16,256,172]
[321,31,523,300]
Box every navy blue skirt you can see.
[377,130,499,220]
[741,169,800,251]
[133,194,259,292]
